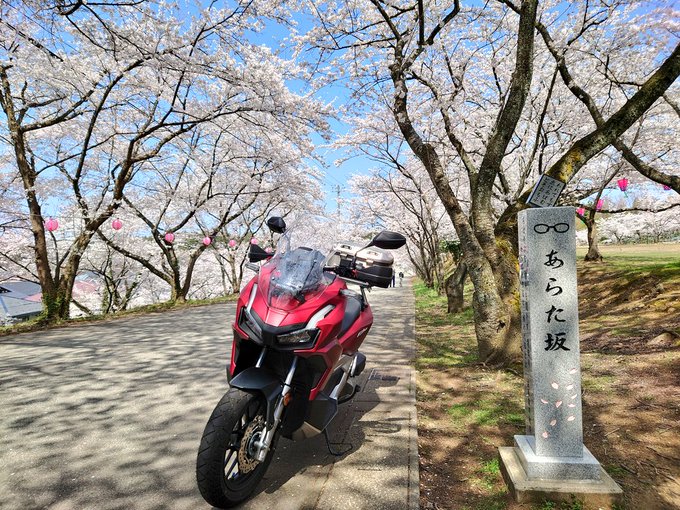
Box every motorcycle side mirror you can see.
[367,230,407,250]
[266,216,286,234]
[248,244,270,262]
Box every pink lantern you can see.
[596,199,604,211]
[164,232,175,244]
[228,239,237,248]
[45,218,59,232]
[663,185,671,191]
[265,247,273,254]
[576,207,585,216]
[112,218,123,231]
[250,238,258,245]
[202,236,212,246]
[617,178,628,192]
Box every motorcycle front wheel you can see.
[196,387,276,508]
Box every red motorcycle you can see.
[196,217,406,508]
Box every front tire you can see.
[196,388,275,508]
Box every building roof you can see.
[0,281,43,320]
[0,295,43,319]
[0,280,41,298]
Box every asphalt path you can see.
[0,284,417,510]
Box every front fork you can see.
[253,348,297,462]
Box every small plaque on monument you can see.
[526,175,566,208]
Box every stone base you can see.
[499,447,623,506]
[515,435,601,480]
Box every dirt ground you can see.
[415,244,680,510]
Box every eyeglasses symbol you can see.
[534,223,569,234]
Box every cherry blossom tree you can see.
[349,168,450,279]
[301,0,679,364]
[336,106,461,291]
[597,185,680,244]
[211,207,276,296]
[83,242,144,314]
[100,157,323,302]
[340,112,470,309]
[0,0,329,320]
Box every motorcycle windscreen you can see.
[262,247,329,311]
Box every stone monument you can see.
[498,206,622,505]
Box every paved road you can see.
[0,284,417,510]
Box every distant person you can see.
[391,273,396,287]
[398,271,404,287]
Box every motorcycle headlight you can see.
[277,328,319,345]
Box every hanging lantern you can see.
[164,232,175,244]
[576,207,585,216]
[45,218,59,232]
[663,185,671,191]
[202,236,212,246]
[617,178,629,192]
[228,239,237,248]
[265,247,272,254]
[596,199,604,211]
[112,218,123,231]
[250,238,258,245]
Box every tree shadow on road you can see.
[249,374,401,502]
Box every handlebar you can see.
[323,265,370,288]
[324,264,354,279]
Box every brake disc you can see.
[238,415,265,474]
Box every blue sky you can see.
[1,1,367,219]
[251,13,375,212]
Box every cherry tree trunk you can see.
[229,262,241,294]
[445,261,467,313]
[584,220,603,262]
[45,231,99,320]
[172,291,188,303]
[43,282,74,321]
[171,280,188,302]
[390,102,523,364]
[465,257,510,362]
[463,236,523,365]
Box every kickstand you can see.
[323,429,352,457]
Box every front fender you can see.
[229,367,282,425]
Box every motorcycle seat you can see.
[338,296,362,338]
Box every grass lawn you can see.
[415,243,680,510]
